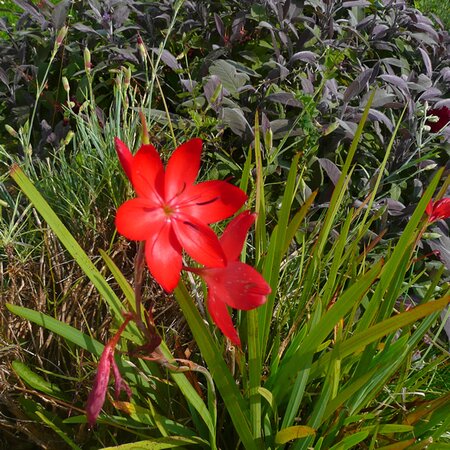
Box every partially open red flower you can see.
[115,137,133,180]
[186,211,271,346]
[426,107,450,133]
[86,318,132,427]
[426,198,450,223]
[115,138,247,292]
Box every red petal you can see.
[86,346,113,427]
[165,138,202,201]
[132,144,165,202]
[111,358,131,400]
[116,198,165,240]
[172,215,226,267]
[145,221,182,292]
[180,180,248,224]
[200,262,271,310]
[219,211,255,261]
[433,198,450,221]
[207,291,241,347]
[115,137,133,180]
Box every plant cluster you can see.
[1,0,450,449]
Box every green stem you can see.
[247,309,261,439]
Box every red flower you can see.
[86,318,132,427]
[426,198,450,223]
[427,107,450,133]
[115,138,247,292]
[186,211,271,346]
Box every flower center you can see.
[162,204,174,216]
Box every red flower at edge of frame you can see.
[426,198,450,223]
[186,211,271,347]
[427,107,450,133]
[115,138,248,292]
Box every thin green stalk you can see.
[247,308,261,440]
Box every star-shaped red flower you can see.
[426,198,450,223]
[115,138,247,292]
[186,211,271,346]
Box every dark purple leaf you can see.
[270,119,302,139]
[343,68,374,104]
[418,48,432,78]
[112,5,130,28]
[419,87,442,102]
[230,14,246,42]
[379,74,409,93]
[14,0,46,25]
[151,48,180,71]
[0,68,9,87]
[214,13,225,39]
[279,31,288,47]
[318,158,341,186]
[384,199,406,216]
[338,120,358,139]
[222,107,251,137]
[265,92,302,107]
[209,60,250,94]
[301,78,314,95]
[371,24,389,39]
[111,47,139,64]
[261,112,271,136]
[441,68,450,83]
[412,23,439,42]
[429,234,450,272]
[0,17,8,32]
[204,75,225,112]
[368,109,394,131]
[72,23,99,35]
[52,0,69,29]
[434,99,450,109]
[180,79,197,93]
[289,51,317,65]
[343,0,371,6]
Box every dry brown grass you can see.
[0,210,184,447]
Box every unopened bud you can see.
[123,66,131,89]
[84,47,92,74]
[5,124,18,138]
[137,35,146,62]
[423,125,431,132]
[62,76,70,93]
[64,130,74,146]
[427,115,439,123]
[55,26,68,47]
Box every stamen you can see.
[196,197,219,206]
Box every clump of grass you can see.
[415,0,450,29]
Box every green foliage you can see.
[415,0,450,30]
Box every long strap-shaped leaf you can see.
[174,282,261,450]
[309,294,450,379]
